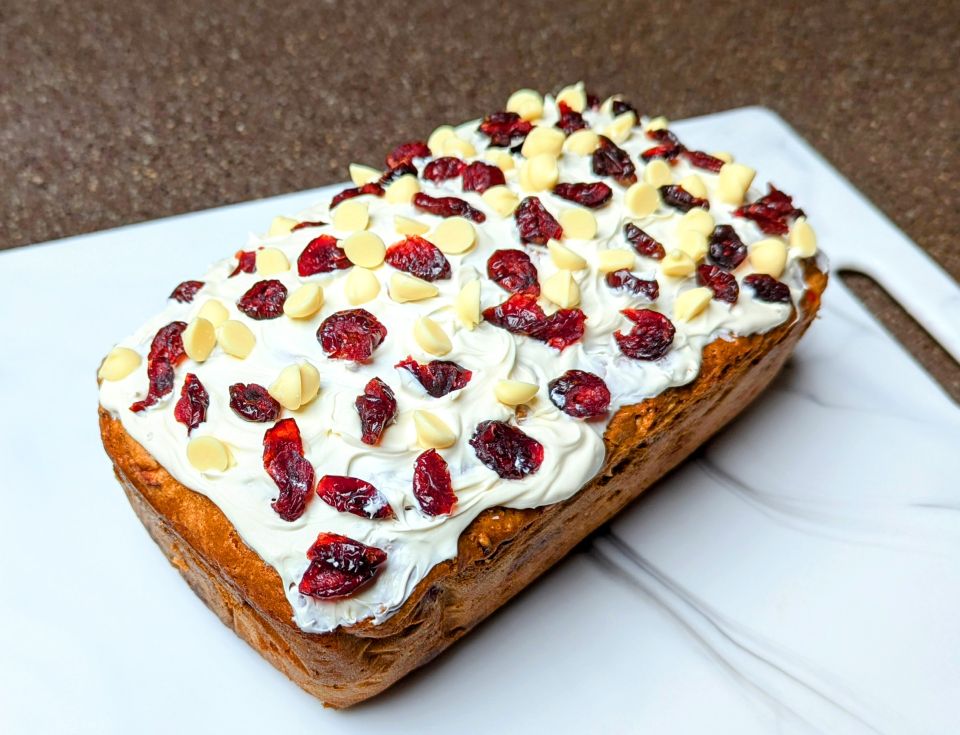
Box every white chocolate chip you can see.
[343,231,386,268]
[644,159,673,187]
[394,215,430,236]
[677,208,715,237]
[506,88,544,121]
[750,238,788,278]
[494,379,539,406]
[344,266,381,305]
[541,269,580,308]
[384,174,420,205]
[603,111,637,144]
[790,217,817,257]
[521,126,565,158]
[558,208,597,240]
[197,299,229,327]
[482,185,520,217]
[678,230,708,262]
[547,239,587,270]
[443,136,476,158]
[660,249,696,278]
[299,362,320,406]
[349,163,381,186]
[717,163,756,205]
[624,182,661,217]
[428,125,456,156]
[563,129,600,155]
[413,316,452,355]
[483,148,515,172]
[645,116,670,132]
[413,410,457,449]
[712,151,733,163]
[674,287,713,322]
[597,249,636,273]
[283,282,324,319]
[429,217,476,254]
[390,273,439,302]
[555,82,587,113]
[679,174,708,199]
[98,347,141,381]
[217,320,256,359]
[255,248,290,276]
[519,153,559,192]
[268,216,297,238]
[269,364,303,411]
[332,199,370,232]
[182,317,217,363]
[187,436,231,473]
[455,279,481,329]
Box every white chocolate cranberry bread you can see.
[98,83,826,708]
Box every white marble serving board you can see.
[2,107,958,735]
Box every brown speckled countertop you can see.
[2,0,957,396]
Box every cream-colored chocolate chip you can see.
[197,299,229,327]
[603,111,637,144]
[548,239,587,270]
[269,364,303,411]
[541,269,580,308]
[187,436,231,473]
[750,238,788,278]
[255,248,290,276]
[394,214,429,236]
[183,317,216,363]
[556,82,586,113]
[268,216,297,238]
[678,230,708,262]
[483,148,515,172]
[217,320,256,359]
[428,125,456,156]
[712,151,733,163]
[384,174,420,205]
[345,266,381,305]
[644,159,673,187]
[343,231,386,268]
[597,249,636,273]
[506,88,544,121]
[283,282,324,319]
[494,379,539,406]
[390,272,439,303]
[790,217,818,257]
[299,362,320,406]
[349,163,381,186]
[563,129,600,155]
[645,116,669,132]
[98,347,141,381]
[674,287,713,322]
[413,410,457,449]
[332,199,369,232]
[679,174,707,199]
[717,163,756,205]
[677,208,715,237]
[482,185,520,217]
[625,182,661,217]
[558,208,597,240]
[521,126,565,158]
[430,217,476,254]
[660,249,696,278]
[413,316,452,355]
[519,153,559,192]
[443,136,476,158]
[455,279,481,329]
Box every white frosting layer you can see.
[98,91,811,633]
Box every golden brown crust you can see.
[99,264,827,708]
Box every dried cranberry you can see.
[386,141,430,169]
[298,234,350,276]
[611,98,638,117]
[548,370,611,418]
[735,185,805,235]
[646,128,681,145]
[697,264,740,304]
[487,249,540,295]
[379,161,418,187]
[330,182,384,209]
[290,220,327,232]
[173,373,208,434]
[682,150,725,173]
[316,476,393,519]
[744,274,792,303]
[707,225,747,270]
[355,377,397,445]
[479,111,533,147]
[515,196,563,244]
[552,182,613,209]
[659,185,709,212]
[263,418,303,468]
[413,449,456,516]
[624,223,666,259]
[130,322,187,412]
[482,293,586,350]
[299,532,387,599]
[555,101,587,134]
[229,383,281,422]
[396,356,472,397]
[605,270,659,300]
[412,193,486,223]
[592,135,637,186]
[615,309,675,360]
[266,449,314,521]
[317,309,388,362]
[469,420,544,480]
[229,250,257,278]
[423,157,466,182]
[237,279,288,320]
[461,161,506,194]
[170,280,203,303]
[641,140,683,162]
[385,236,451,281]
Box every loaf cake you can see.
[98,83,827,708]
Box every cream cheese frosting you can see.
[98,85,815,633]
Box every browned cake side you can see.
[99,264,826,708]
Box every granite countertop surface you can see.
[1,0,957,396]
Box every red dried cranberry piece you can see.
[330,182,385,209]
[412,193,486,223]
[299,532,387,599]
[615,308,676,360]
[744,274,792,303]
[385,236,451,281]
[423,157,466,182]
[707,225,747,270]
[469,420,544,480]
[623,223,666,259]
[229,250,257,277]
[263,418,303,467]
[487,248,540,295]
[682,150,725,173]
[611,98,638,117]
[355,377,397,445]
[479,111,533,147]
[379,161,418,187]
[553,182,613,209]
[317,476,393,520]
[659,185,709,212]
[555,101,588,134]
[229,383,281,422]
[647,128,681,145]
[734,185,805,235]
[237,279,288,320]
[515,196,563,244]
[290,219,327,232]
[641,141,683,162]
[413,449,456,516]
[697,264,740,304]
[298,234,350,276]
[169,280,204,303]
[173,373,209,434]
[605,270,659,300]
[482,293,586,351]
[592,135,637,186]
[395,356,472,397]
[267,449,314,521]
[461,161,506,194]
[386,141,430,169]
[318,309,388,362]
[130,321,188,412]
[548,369,611,418]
